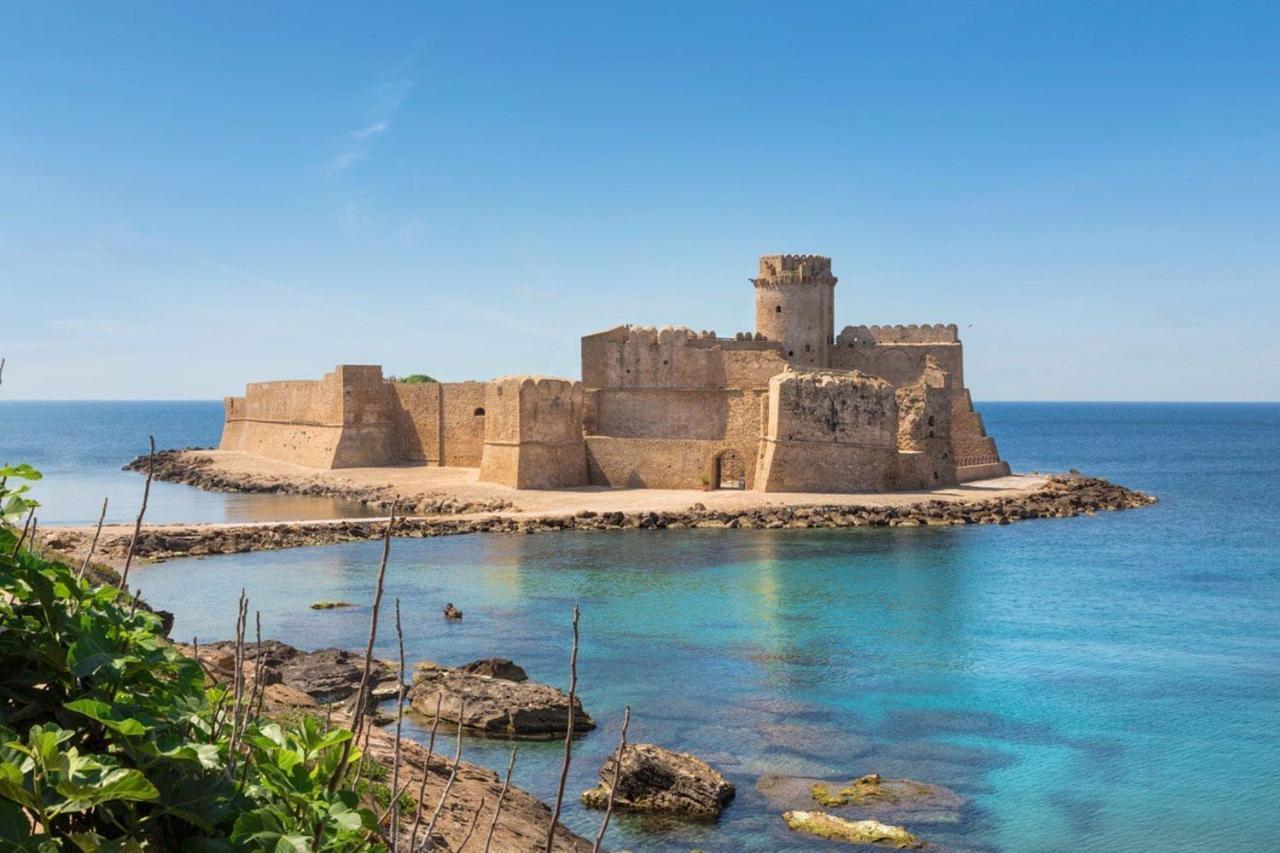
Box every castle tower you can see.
[752,254,837,368]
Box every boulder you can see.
[581,743,735,819]
[443,602,463,620]
[457,658,528,682]
[782,811,925,848]
[200,640,400,706]
[409,664,593,737]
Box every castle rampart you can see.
[217,253,1010,491]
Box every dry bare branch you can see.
[423,698,465,849]
[12,507,34,556]
[77,497,108,582]
[389,597,406,847]
[481,746,517,853]
[408,692,443,851]
[544,605,580,853]
[118,435,155,592]
[457,797,485,852]
[325,501,398,803]
[592,705,631,853]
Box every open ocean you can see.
[2,401,1278,851]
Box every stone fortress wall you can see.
[219,254,1010,492]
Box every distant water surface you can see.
[5,401,1280,851]
[0,401,375,524]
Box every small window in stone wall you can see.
[473,407,485,416]
[775,305,782,313]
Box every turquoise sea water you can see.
[2,402,1278,851]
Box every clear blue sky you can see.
[2,2,1277,401]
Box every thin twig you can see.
[482,746,517,853]
[423,698,465,849]
[592,706,631,853]
[389,597,406,847]
[457,797,485,852]
[318,501,399,850]
[77,497,108,582]
[12,507,34,556]
[545,605,581,853]
[118,435,155,592]
[408,692,443,851]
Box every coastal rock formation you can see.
[409,661,594,737]
[581,743,735,819]
[199,640,400,706]
[458,657,529,682]
[124,449,513,515]
[51,472,1157,565]
[782,811,926,849]
[179,641,591,851]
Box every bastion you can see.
[217,255,1010,493]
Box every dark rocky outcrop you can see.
[443,602,463,620]
[199,640,400,706]
[408,661,593,738]
[581,743,735,819]
[457,658,528,682]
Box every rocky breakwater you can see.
[124,448,513,515]
[60,472,1156,563]
[408,659,595,738]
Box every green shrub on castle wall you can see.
[390,374,437,384]
[0,464,385,850]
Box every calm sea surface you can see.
[2,401,1278,851]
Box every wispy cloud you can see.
[328,78,412,174]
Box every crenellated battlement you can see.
[837,323,960,345]
[753,254,837,287]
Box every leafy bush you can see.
[390,375,436,384]
[0,465,386,850]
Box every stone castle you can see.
[218,255,1010,492]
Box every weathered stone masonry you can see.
[218,254,1011,492]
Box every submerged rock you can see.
[782,811,925,848]
[309,600,352,610]
[581,743,735,819]
[758,773,961,826]
[409,662,593,737]
[810,774,949,808]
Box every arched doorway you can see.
[712,449,745,490]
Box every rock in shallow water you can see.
[408,661,593,737]
[581,743,735,819]
[782,811,925,848]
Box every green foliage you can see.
[0,468,387,850]
[0,463,41,524]
[392,374,436,384]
